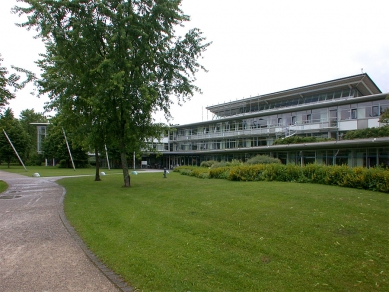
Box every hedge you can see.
[175,164,389,193]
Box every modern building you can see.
[146,73,389,168]
[30,122,49,154]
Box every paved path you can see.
[0,171,131,292]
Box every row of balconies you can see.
[172,117,381,142]
[173,121,336,142]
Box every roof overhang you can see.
[206,73,382,113]
[175,92,388,128]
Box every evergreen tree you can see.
[0,109,30,168]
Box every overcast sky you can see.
[1,0,388,125]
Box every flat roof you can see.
[206,73,381,113]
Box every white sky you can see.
[1,0,388,125]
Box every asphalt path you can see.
[0,171,132,292]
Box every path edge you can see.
[57,183,134,292]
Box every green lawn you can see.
[0,180,7,193]
[58,172,389,291]
[0,165,122,177]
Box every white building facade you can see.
[147,74,389,168]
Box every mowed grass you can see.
[59,172,389,291]
[0,165,120,177]
[0,180,7,193]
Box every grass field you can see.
[0,180,7,193]
[56,171,389,291]
[0,165,123,177]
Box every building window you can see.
[351,108,357,119]
[306,114,312,123]
[291,116,296,125]
[372,106,380,117]
[278,118,283,126]
[340,107,349,120]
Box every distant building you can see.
[146,74,388,168]
[30,122,49,154]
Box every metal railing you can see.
[173,121,337,142]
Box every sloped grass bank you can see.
[176,164,389,193]
[60,172,389,291]
[0,180,7,193]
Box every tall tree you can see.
[0,108,30,168]
[0,54,34,112]
[15,0,210,187]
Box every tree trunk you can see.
[120,151,130,187]
[94,148,101,181]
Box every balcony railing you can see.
[173,121,337,142]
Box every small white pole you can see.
[105,144,110,170]
[2,129,27,171]
[133,151,136,170]
[62,127,76,171]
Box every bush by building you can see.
[175,164,389,193]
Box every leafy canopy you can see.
[0,54,34,112]
[15,0,210,186]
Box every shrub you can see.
[174,166,209,179]
[211,159,243,169]
[343,125,389,140]
[273,136,334,145]
[25,153,44,166]
[175,163,389,193]
[245,155,281,165]
[178,168,192,176]
[364,167,389,192]
[59,159,67,168]
[277,164,301,182]
[209,167,230,179]
[190,168,209,178]
[200,160,217,168]
[214,163,388,193]
[174,166,193,174]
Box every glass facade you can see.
[143,75,388,169]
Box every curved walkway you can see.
[0,171,132,292]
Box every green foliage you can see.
[19,109,47,161]
[245,154,281,165]
[0,180,8,193]
[0,109,30,167]
[379,95,389,124]
[200,160,217,167]
[42,118,89,168]
[174,166,209,179]
[16,0,210,186]
[208,166,230,179]
[25,152,43,166]
[176,163,389,193]
[343,125,389,139]
[211,159,243,168]
[273,135,334,145]
[0,54,35,111]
